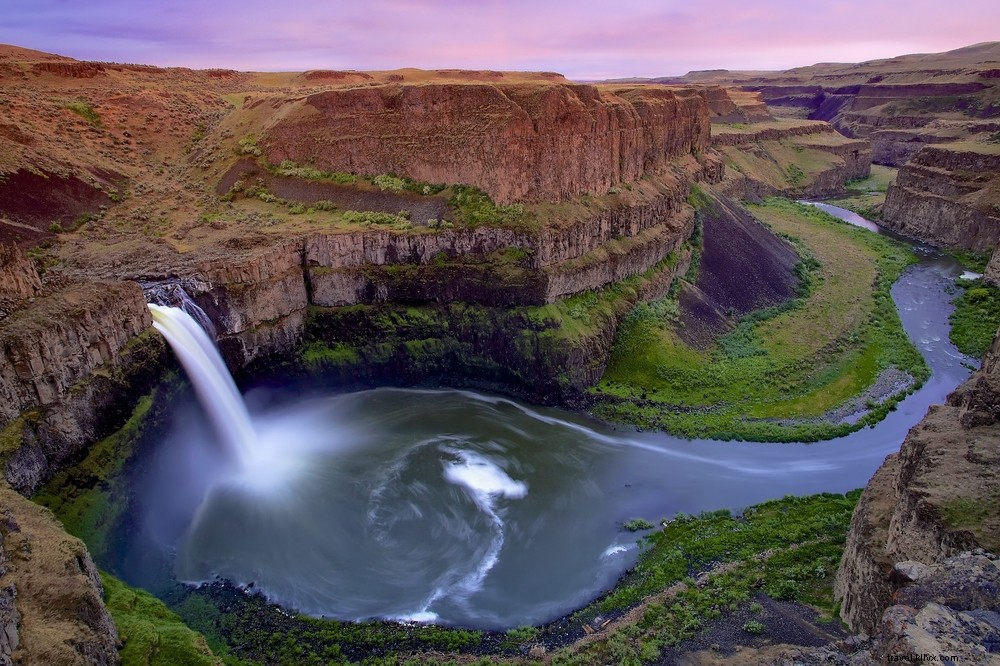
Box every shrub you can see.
[373,174,405,192]
[624,518,655,532]
[742,620,765,635]
[238,135,262,156]
[63,100,100,126]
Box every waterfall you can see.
[148,304,256,465]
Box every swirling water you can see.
[128,205,975,629]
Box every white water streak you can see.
[149,304,257,463]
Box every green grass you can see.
[556,491,860,665]
[102,574,222,666]
[844,165,897,194]
[63,100,101,126]
[950,279,1000,357]
[594,198,927,441]
[448,184,525,228]
[823,165,898,221]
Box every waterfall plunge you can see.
[148,304,257,465]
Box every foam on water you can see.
[441,449,526,597]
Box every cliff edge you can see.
[835,327,1000,635]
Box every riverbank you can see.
[591,198,928,441]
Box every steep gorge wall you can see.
[0,282,166,495]
[254,83,710,204]
[835,327,1000,634]
[881,145,1000,251]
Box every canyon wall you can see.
[835,326,1000,634]
[253,83,711,203]
[881,145,1000,251]
[712,121,871,200]
[0,282,166,495]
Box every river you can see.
[114,204,975,629]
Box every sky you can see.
[1,0,998,80]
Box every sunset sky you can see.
[2,0,998,79]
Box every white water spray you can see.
[148,304,257,464]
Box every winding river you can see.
[115,205,975,630]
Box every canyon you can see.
[631,42,1000,252]
[0,41,997,666]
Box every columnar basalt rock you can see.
[0,245,41,309]
[256,83,711,204]
[881,146,1000,252]
[0,282,151,425]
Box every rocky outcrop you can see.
[302,247,692,404]
[710,120,836,147]
[713,120,872,199]
[750,551,1000,666]
[0,482,119,665]
[253,83,710,203]
[835,326,1000,635]
[986,246,1000,288]
[0,283,150,424]
[699,86,772,123]
[0,245,41,312]
[0,282,165,495]
[881,145,1000,251]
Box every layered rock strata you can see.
[0,245,41,311]
[712,121,871,199]
[881,145,1000,251]
[0,282,165,495]
[251,83,710,204]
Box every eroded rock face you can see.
[881,146,1000,252]
[0,282,150,424]
[835,327,1000,635]
[0,482,119,666]
[0,281,165,495]
[257,83,710,203]
[0,245,41,312]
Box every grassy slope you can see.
[554,491,860,666]
[593,198,927,441]
[102,574,223,666]
[824,165,898,219]
[950,279,1000,357]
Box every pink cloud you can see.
[1,0,997,78]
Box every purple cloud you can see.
[1,0,997,78]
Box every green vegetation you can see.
[950,279,1000,357]
[341,210,412,228]
[238,135,262,156]
[623,518,656,532]
[34,394,153,560]
[825,165,898,220]
[274,160,356,184]
[595,198,927,441]
[301,252,684,395]
[556,491,859,665]
[949,249,991,273]
[742,619,766,635]
[63,100,101,126]
[102,574,222,666]
[449,185,525,227]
